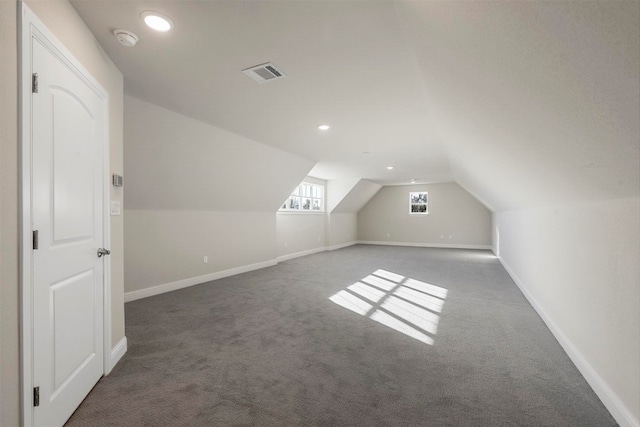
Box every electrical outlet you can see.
[203,255,208,264]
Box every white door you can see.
[31,34,106,426]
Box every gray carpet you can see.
[66,245,617,426]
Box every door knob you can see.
[97,248,111,257]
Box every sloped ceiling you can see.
[72,0,452,187]
[326,178,360,213]
[71,0,639,212]
[329,179,382,214]
[396,1,639,211]
[124,95,313,211]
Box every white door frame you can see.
[19,4,112,426]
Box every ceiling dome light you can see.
[386,166,394,170]
[318,124,330,131]
[141,11,174,32]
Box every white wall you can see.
[0,1,19,424]
[358,182,491,248]
[276,213,326,259]
[321,178,377,251]
[326,213,357,248]
[123,96,314,299]
[125,210,277,298]
[495,198,640,426]
[276,177,366,260]
[276,176,328,259]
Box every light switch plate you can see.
[110,201,121,216]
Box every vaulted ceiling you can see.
[71,0,639,212]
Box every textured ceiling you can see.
[70,0,639,211]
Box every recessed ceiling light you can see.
[411,179,416,183]
[318,125,330,131]
[141,11,174,32]
[386,166,394,170]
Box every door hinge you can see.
[32,73,38,93]
[33,386,40,407]
[32,230,39,250]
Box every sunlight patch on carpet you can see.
[329,269,448,345]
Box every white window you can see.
[281,182,324,212]
[409,192,428,214]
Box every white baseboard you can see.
[325,241,358,251]
[124,259,278,302]
[125,245,360,305]
[107,336,127,374]
[276,247,326,263]
[357,240,492,250]
[276,241,359,262]
[498,256,639,427]
[127,242,485,303]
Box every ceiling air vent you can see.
[242,62,287,83]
